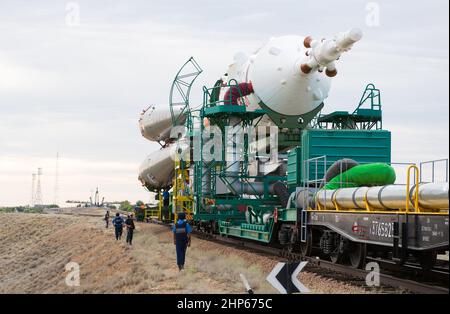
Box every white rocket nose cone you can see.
[349,28,363,42]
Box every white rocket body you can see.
[221,29,362,122]
[139,29,363,190]
[225,36,330,117]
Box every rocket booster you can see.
[139,105,186,143]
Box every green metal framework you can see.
[191,80,286,241]
[166,58,203,223]
[169,57,203,128]
[317,83,382,130]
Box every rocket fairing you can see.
[220,28,362,128]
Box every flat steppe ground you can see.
[0,211,369,293]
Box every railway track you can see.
[187,226,449,294]
[365,257,449,288]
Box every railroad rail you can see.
[185,224,449,294]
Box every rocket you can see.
[138,28,363,191]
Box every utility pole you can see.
[35,168,43,206]
[31,173,36,207]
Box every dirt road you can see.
[0,212,369,294]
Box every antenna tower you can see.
[31,173,36,207]
[35,168,43,206]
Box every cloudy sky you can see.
[0,0,448,207]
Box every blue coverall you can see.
[173,219,192,269]
[112,216,124,240]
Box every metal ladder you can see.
[300,209,308,243]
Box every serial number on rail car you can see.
[370,221,394,238]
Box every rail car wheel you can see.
[419,251,437,271]
[348,242,367,269]
[330,249,345,264]
[329,236,345,264]
[211,221,219,234]
[285,244,296,260]
[323,232,344,264]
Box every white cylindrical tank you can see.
[139,105,186,143]
[315,183,449,211]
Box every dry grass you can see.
[0,212,370,294]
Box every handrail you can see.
[419,158,449,183]
[353,83,381,114]
[406,165,420,213]
[169,57,203,126]
[203,79,244,107]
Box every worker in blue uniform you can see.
[162,189,170,220]
[173,212,192,271]
[112,213,124,241]
[163,189,170,207]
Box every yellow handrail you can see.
[363,190,373,211]
[406,165,420,213]
[172,158,194,222]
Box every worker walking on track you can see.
[104,211,110,228]
[112,213,124,241]
[125,213,136,245]
[173,212,192,271]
